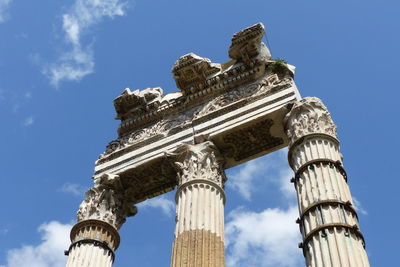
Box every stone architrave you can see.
[65,174,137,267]
[284,97,370,267]
[167,140,226,267]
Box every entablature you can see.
[94,23,301,204]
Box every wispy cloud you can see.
[44,0,130,87]
[353,197,368,215]
[227,157,267,201]
[226,149,294,201]
[60,183,87,197]
[0,89,33,113]
[138,195,175,217]
[22,116,34,127]
[1,221,72,267]
[0,0,12,23]
[225,206,303,267]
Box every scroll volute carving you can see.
[284,97,337,146]
[166,140,226,188]
[77,174,137,230]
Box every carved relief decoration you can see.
[99,74,293,162]
[284,97,337,146]
[77,174,137,229]
[121,159,177,203]
[223,119,284,161]
[114,87,163,120]
[99,109,196,159]
[166,141,226,188]
[172,53,222,94]
[194,74,292,119]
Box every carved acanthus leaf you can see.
[77,174,137,229]
[166,141,226,187]
[284,97,337,145]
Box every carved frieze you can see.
[99,74,294,161]
[166,141,226,188]
[284,97,338,146]
[193,74,292,119]
[223,119,284,161]
[99,108,196,160]
[77,174,137,229]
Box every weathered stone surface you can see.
[285,98,370,267]
[171,230,225,267]
[284,97,337,146]
[169,141,226,267]
[229,23,271,63]
[95,62,299,202]
[77,173,137,229]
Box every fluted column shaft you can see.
[65,174,137,267]
[285,97,370,267]
[169,141,226,267]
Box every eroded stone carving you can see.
[166,140,226,187]
[114,87,163,120]
[284,97,337,145]
[194,74,292,119]
[100,108,195,158]
[172,53,222,94]
[223,119,284,161]
[77,174,137,229]
[99,73,294,160]
[229,23,271,63]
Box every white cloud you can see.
[22,116,34,127]
[44,0,130,87]
[0,0,12,23]
[138,195,175,217]
[353,197,368,215]
[225,206,303,267]
[60,183,87,197]
[277,167,296,200]
[2,221,72,267]
[227,157,267,201]
[227,149,295,201]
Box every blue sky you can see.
[0,0,399,266]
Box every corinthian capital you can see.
[77,174,137,230]
[167,140,226,187]
[284,97,337,146]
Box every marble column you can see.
[168,141,226,267]
[65,174,137,267]
[284,97,370,267]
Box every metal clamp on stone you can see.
[65,239,116,262]
[299,199,358,222]
[294,158,348,183]
[302,223,366,251]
